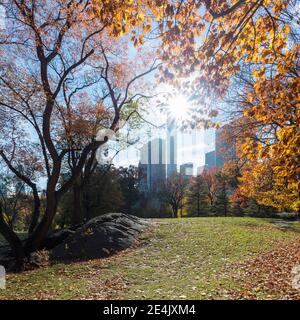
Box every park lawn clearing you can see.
[1,217,300,300]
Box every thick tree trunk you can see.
[23,150,97,254]
[0,204,25,263]
[28,190,41,236]
[24,192,58,254]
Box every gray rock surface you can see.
[42,229,75,250]
[50,213,150,262]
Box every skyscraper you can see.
[204,124,237,168]
[216,124,237,166]
[205,150,216,167]
[180,162,193,180]
[138,117,179,192]
[139,138,166,192]
[167,117,177,178]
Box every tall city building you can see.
[215,128,225,167]
[216,124,236,166]
[205,150,216,167]
[166,117,177,178]
[180,162,193,180]
[138,117,179,192]
[139,138,166,192]
[204,124,237,168]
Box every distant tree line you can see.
[160,163,276,218]
[2,156,290,239]
[1,159,286,236]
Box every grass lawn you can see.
[1,217,300,300]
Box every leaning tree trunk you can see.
[28,189,41,236]
[0,204,25,266]
[22,142,103,255]
[24,192,58,254]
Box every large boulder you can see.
[41,229,75,250]
[50,213,150,262]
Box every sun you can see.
[167,94,191,121]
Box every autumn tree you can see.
[155,0,299,212]
[217,1,300,212]
[155,0,298,213]
[0,0,158,265]
[59,39,157,226]
[161,172,188,218]
[201,167,219,207]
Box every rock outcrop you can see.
[50,213,150,262]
